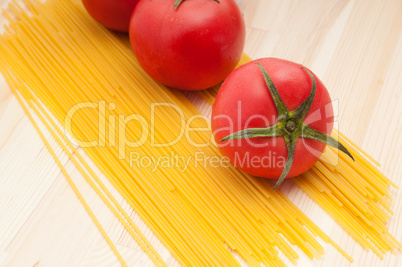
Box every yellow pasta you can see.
[2,70,128,267]
[0,0,399,266]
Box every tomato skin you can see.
[82,0,140,32]
[129,0,246,90]
[211,58,334,179]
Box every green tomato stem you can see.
[285,120,296,132]
[301,124,354,161]
[220,124,283,142]
[273,135,297,190]
[174,0,220,10]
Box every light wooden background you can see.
[0,0,401,266]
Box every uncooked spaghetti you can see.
[0,0,399,266]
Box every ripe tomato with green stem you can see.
[211,58,354,189]
[129,0,246,90]
[82,0,140,32]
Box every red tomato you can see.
[129,0,246,90]
[211,58,336,181]
[82,0,140,32]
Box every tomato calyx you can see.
[286,120,296,132]
[220,63,354,189]
[174,0,220,10]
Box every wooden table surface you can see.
[0,0,401,266]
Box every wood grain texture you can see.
[0,0,401,266]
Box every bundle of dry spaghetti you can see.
[0,0,399,266]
